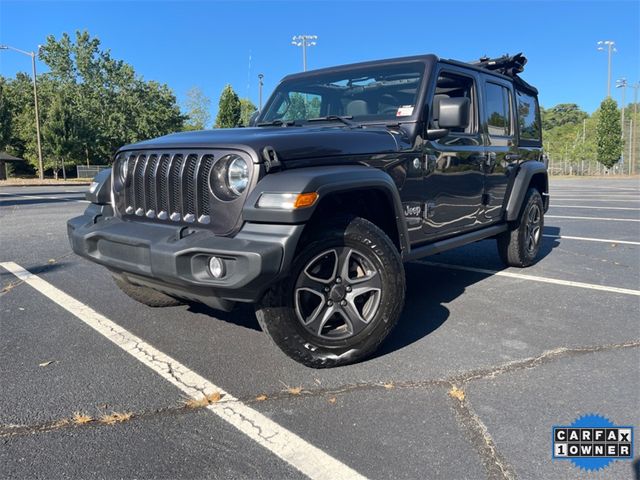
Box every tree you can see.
[215,84,241,128]
[541,103,588,130]
[0,78,11,151]
[42,91,81,179]
[239,98,257,126]
[595,98,623,169]
[184,86,211,130]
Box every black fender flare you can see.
[86,168,112,205]
[242,165,410,254]
[505,161,548,221]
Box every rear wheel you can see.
[256,216,405,368]
[113,276,183,307]
[497,188,544,267]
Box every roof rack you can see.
[472,53,527,77]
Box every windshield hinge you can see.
[262,146,282,173]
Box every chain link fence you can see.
[547,158,635,176]
[76,165,110,179]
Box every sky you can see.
[1,0,639,118]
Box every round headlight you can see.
[227,156,249,195]
[118,157,129,183]
[210,155,250,201]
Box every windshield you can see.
[260,62,426,124]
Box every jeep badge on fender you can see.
[68,53,548,368]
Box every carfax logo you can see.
[552,414,634,472]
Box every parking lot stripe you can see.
[549,205,640,210]
[420,261,640,296]
[0,261,367,480]
[542,234,640,246]
[545,215,640,222]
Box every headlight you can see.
[118,156,129,183]
[210,154,249,201]
[227,156,249,195]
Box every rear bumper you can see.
[67,204,303,309]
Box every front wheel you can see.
[497,188,544,267]
[255,217,405,368]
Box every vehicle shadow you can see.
[375,227,561,357]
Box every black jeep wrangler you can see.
[68,53,548,368]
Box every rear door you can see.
[420,66,486,240]
[481,76,519,222]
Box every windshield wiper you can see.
[307,115,357,127]
[256,119,297,127]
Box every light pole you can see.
[597,40,616,97]
[291,35,317,72]
[258,73,264,110]
[616,78,627,171]
[0,44,45,180]
[630,82,639,175]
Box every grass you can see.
[184,392,223,408]
[71,412,93,425]
[99,412,133,425]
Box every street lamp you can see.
[291,35,317,72]
[597,40,616,97]
[0,44,45,180]
[258,73,264,110]
[616,78,627,171]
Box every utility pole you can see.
[0,44,45,179]
[258,73,264,110]
[616,78,627,171]
[597,40,617,97]
[291,35,317,71]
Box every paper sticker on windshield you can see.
[396,105,414,117]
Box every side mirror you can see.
[437,97,470,129]
[249,110,260,127]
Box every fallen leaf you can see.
[72,412,93,425]
[184,392,223,408]
[99,411,133,425]
[255,394,268,401]
[48,258,56,264]
[448,386,465,401]
[39,360,54,367]
[383,382,394,389]
[328,397,337,404]
[287,386,303,396]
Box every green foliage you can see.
[0,78,12,151]
[239,98,257,126]
[595,98,623,169]
[184,86,211,130]
[541,103,588,130]
[2,30,185,176]
[215,84,241,128]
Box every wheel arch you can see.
[505,161,549,221]
[242,165,410,255]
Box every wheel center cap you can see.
[329,284,347,302]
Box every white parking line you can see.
[542,234,640,246]
[0,262,367,480]
[546,215,640,222]
[548,198,640,203]
[550,205,640,211]
[420,261,640,296]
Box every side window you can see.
[430,71,477,135]
[516,90,541,143]
[485,82,512,136]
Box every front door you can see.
[420,67,486,241]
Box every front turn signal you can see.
[256,192,319,210]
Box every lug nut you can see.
[341,300,347,306]
[346,286,352,292]
[335,277,342,284]
[327,300,333,306]
[324,286,330,292]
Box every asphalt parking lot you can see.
[1,178,639,480]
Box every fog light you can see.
[208,256,225,279]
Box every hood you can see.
[119,125,407,162]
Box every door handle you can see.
[505,154,521,161]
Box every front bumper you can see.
[68,204,303,310]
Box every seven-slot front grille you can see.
[119,152,216,225]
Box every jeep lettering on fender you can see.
[68,53,548,368]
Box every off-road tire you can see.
[113,276,183,307]
[255,216,405,368]
[497,187,544,267]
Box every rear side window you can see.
[485,82,512,136]
[516,90,541,143]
